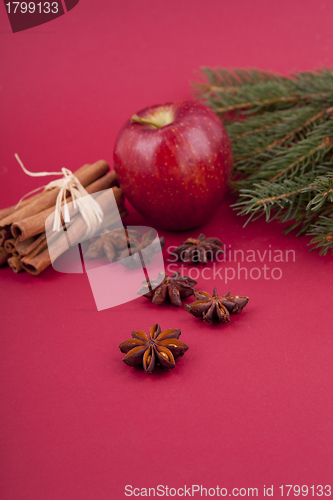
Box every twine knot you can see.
[15,154,103,233]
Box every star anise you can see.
[137,272,197,306]
[185,288,249,324]
[173,233,223,265]
[119,324,189,373]
[119,229,165,269]
[85,228,141,262]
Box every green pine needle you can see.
[194,67,333,255]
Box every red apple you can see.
[113,101,233,230]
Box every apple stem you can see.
[131,114,161,128]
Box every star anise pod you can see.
[185,288,249,324]
[119,229,165,269]
[137,272,197,307]
[119,324,189,373]
[85,228,141,262]
[173,233,223,265]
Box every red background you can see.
[1,1,333,499]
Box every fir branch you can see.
[215,96,298,115]
[193,67,287,93]
[226,106,321,164]
[233,107,333,162]
[232,176,317,225]
[232,127,333,187]
[269,136,333,182]
[307,215,333,255]
[283,199,333,236]
[196,67,333,121]
[194,67,333,255]
[304,174,333,210]
[233,172,333,233]
[232,120,286,140]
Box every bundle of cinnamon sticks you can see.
[0,160,127,275]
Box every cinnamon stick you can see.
[4,238,17,253]
[0,206,17,220]
[8,256,24,273]
[11,170,118,241]
[21,248,50,275]
[0,247,10,266]
[48,186,125,262]
[0,228,12,246]
[22,187,126,275]
[0,191,43,220]
[13,173,120,272]
[25,239,48,261]
[0,160,109,228]
[15,234,46,257]
[22,208,128,276]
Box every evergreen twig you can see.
[194,67,333,255]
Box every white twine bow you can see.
[15,154,103,233]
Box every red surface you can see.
[1,1,333,499]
